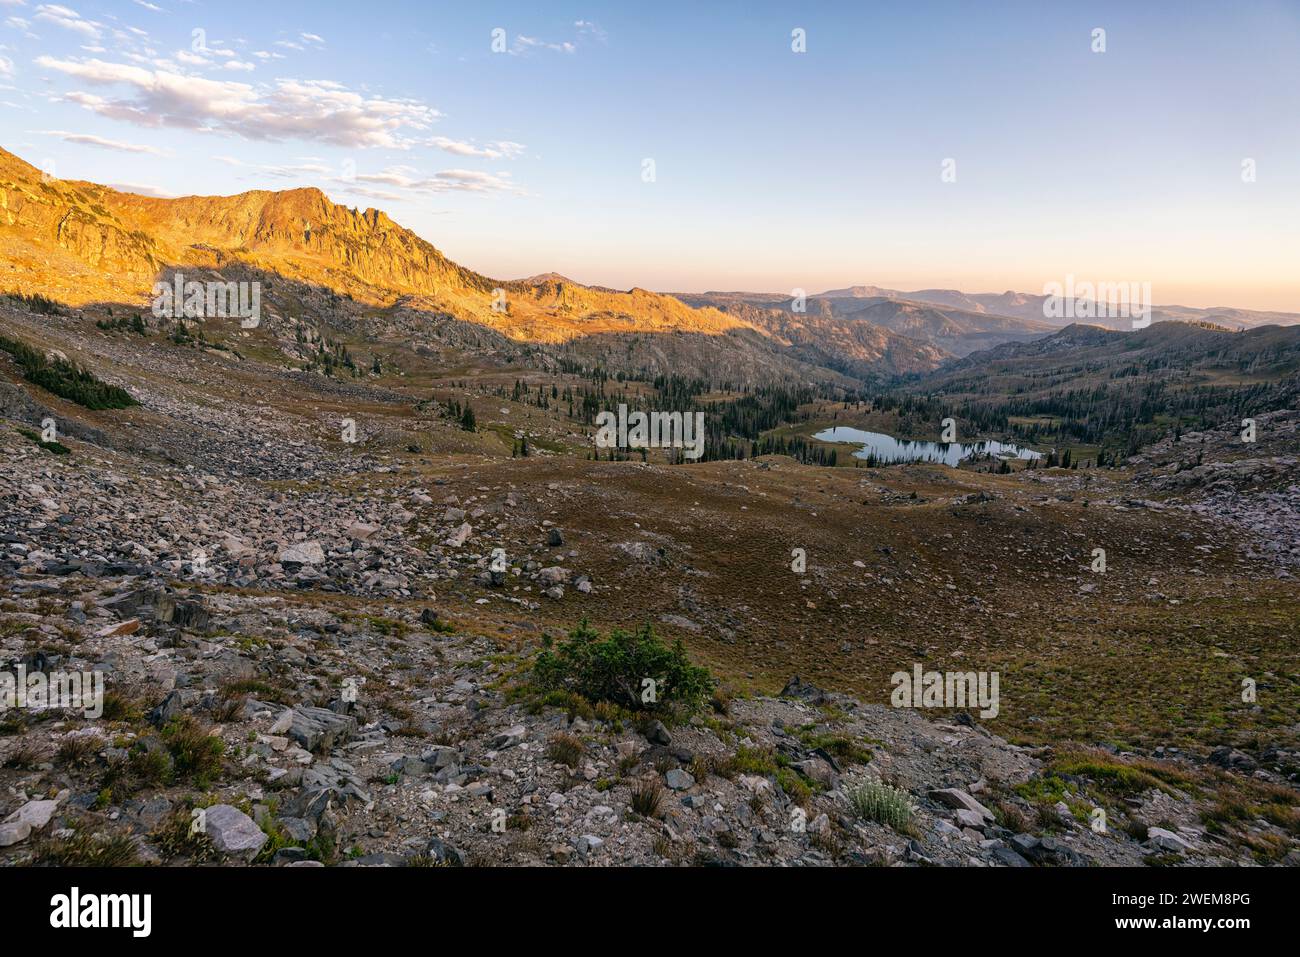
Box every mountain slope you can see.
[834,296,1053,354]
[675,289,1048,358]
[914,320,1300,398]
[671,293,947,379]
[0,146,751,345]
[818,282,1300,331]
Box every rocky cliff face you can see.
[0,149,163,298]
[0,146,749,344]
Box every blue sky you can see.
[2,0,1298,309]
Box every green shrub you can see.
[16,427,70,454]
[532,620,714,717]
[161,716,225,787]
[0,334,136,409]
[546,731,586,769]
[631,777,666,818]
[33,830,140,866]
[846,778,915,832]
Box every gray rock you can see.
[278,541,325,565]
[203,805,268,861]
[645,720,672,746]
[277,816,317,844]
[490,725,527,750]
[780,675,829,705]
[426,836,467,866]
[1147,827,1194,854]
[538,566,570,586]
[928,788,994,822]
[6,799,59,830]
[154,595,209,630]
[147,690,183,727]
[0,821,31,847]
[665,768,695,790]
[954,808,986,829]
[992,845,1031,867]
[288,706,357,753]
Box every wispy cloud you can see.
[106,180,173,197]
[428,136,524,160]
[214,153,332,178]
[506,20,604,56]
[35,56,441,148]
[356,165,523,195]
[34,3,101,39]
[37,128,170,154]
[512,35,575,56]
[214,155,524,200]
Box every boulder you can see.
[203,805,268,861]
[278,541,325,565]
[928,788,994,822]
[287,706,357,754]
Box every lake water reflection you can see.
[813,426,1042,467]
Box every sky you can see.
[1,0,1298,310]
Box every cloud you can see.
[214,155,520,200]
[337,184,403,203]
[428,136,525,160]
[37,128,170,154]
[512,35,575,55]
[214,154,332,178]
[0,55,13,77]
[132,0,163,11]
[106,181,173,197]
[35,56,441,148]
[356,165,522,195]
[223,59,254,71]
[299,32,323,45]
[507,22,603,57]
[34,4,101,39]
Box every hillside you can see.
[0,146,750,345]
[1,287,1296,869]
[897,320,1300,457]
[676,290,1050,358]
[818,283,1300,331]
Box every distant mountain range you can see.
[813,284,1300,332]
[0,145,942,384]
[3,143,1296,385]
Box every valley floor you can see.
[0,300,1296,866]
